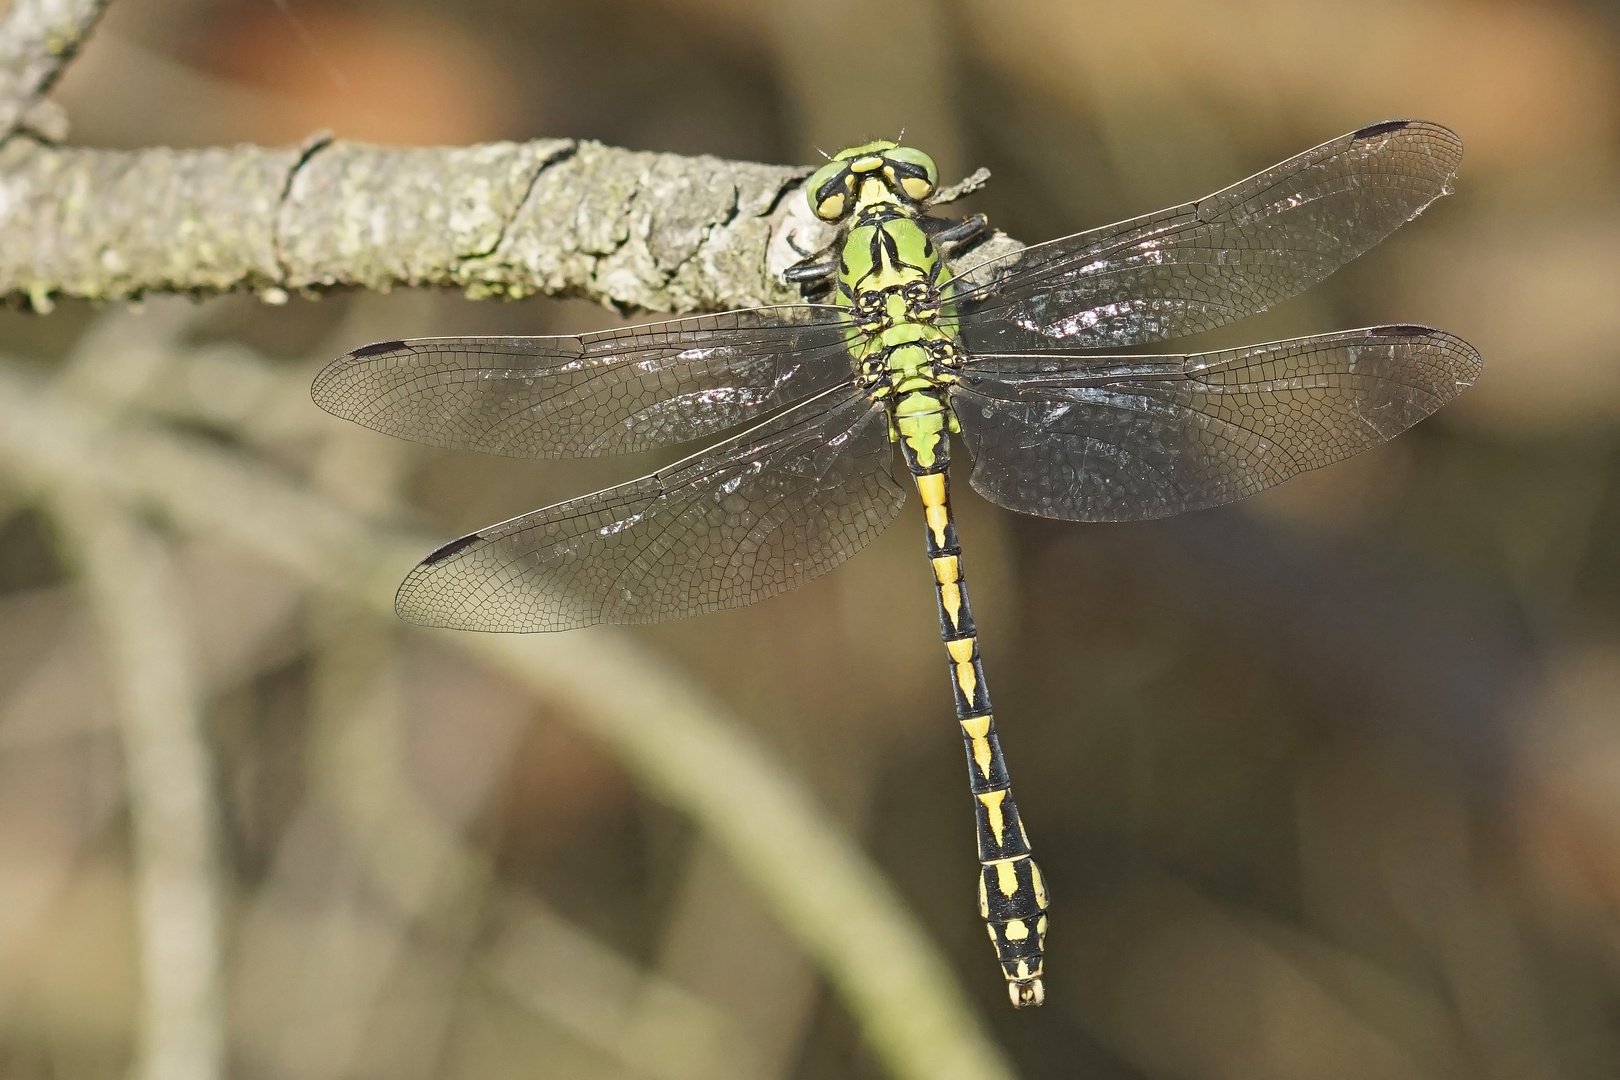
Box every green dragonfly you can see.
[312,120,1481,1007]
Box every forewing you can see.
[951,121,1463,351]
[395,387,904,631]
[311,305,854,458]
[953,326,1481,521]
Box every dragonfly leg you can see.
[931,213,988,248]
[925,338,963,391]
[900,431,1048,1007]
[859,367,893,399]
[782,260,838,284]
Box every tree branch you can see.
[0,134,830,313]
[0,0,111,141]
[0,133,1021,315]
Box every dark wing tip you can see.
[1352,119,1415,140]
[1363,323,1484,388]
[394,533,487,628]
[1349,119,1464,168]
[396,531,581,632]
[310,340,412,415]
[421,532,484,566]
[350,339,410,359]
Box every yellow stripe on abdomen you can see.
[946,635,978,702]
[960,715,993,780]
[915,472,949,549]
[977,789,1008,847]
[932,555,963,631]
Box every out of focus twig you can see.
[0,357,1016,1080]
[0,0,110,141]
[302,403,768,1080]
[304,624,769,1080]
[487,892,763,1080]
[50,489,224,1080]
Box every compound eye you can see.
[884,146,939,202]
[807,160,853,221]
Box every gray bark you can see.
[0,134,824,313]
[0,132,1018,316]
[0,0,111,140]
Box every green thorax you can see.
[838,197,937,295]
[805,142,965,471]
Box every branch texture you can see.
[0,0,110,139]
[0,135,820,313]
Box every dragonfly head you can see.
[807,140,939,222]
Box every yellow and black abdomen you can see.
[907,437,1049,1008]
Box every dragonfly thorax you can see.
[855,323,958,387]
[838,211,942,299]
[852,321,962,469]
[850,280,946,334]
[814,144,967,476]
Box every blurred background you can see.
[2,0,1619,1077]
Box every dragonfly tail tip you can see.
[1009,978,1044,1008]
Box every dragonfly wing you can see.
[951,121,1463,351]
[312,305,854,458]
[952,326,1481,521]
[395,386,904,631]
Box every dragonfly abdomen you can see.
[908,455,1049,1008]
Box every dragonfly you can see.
[312,120,1481,1008]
